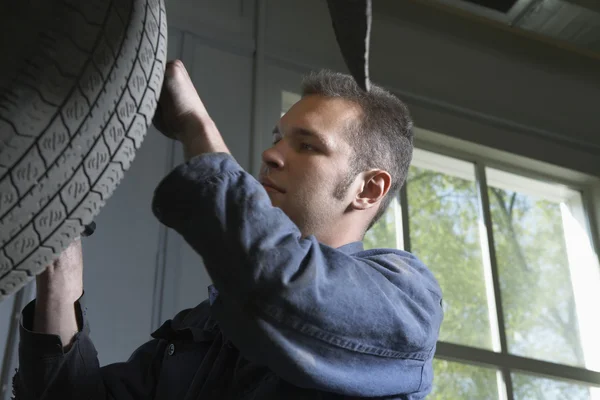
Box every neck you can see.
[311,216,366,249]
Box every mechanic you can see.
[14,60,443,399]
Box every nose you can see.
[262,145,284,171]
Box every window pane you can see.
[430,359,500,400]
[281,90,300,116]
[487,168,594,367]
[407,150,495,350]
[363,195,403,250]
[512,373,595,400]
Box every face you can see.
[259,95,361,237]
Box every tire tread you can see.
[0,0,167,299]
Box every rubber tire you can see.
[0,0,167,301]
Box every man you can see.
[14,60,443,399]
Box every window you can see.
[408,149,600,399]
[431,359,502,399]
[280,93,600,399]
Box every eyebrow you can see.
[272,125,329,147]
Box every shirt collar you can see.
[336,241,364,254]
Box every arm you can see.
[152,59,442,396]
[16,293,165,400]
[15,240,164,400]
[14,60,214,400]
[33,239,83,350]
[151,154,443,397]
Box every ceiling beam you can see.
[378,0,600,60]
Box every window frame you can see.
[409,127,600,397]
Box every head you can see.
[259,70,413,246]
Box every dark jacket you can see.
[15,153,443,399]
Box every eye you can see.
[272,133,282,145]
[300,143,315,151]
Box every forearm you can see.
[179,116,230,161]
[17,294,162,400]
[33,290,80,350]
[154,59,230,161]
[33,240,83,349]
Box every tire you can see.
[0,0,167,301]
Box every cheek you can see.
[300,170,338,202]
[286,156,341,198]
[287,157,316,185]
[298,165,326,191]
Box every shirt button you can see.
[167,343,175,356]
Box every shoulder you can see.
[170,299,212,329]
[353,248,442,299]
[151,299,222,343]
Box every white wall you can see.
[3,0,600,391]
[158,32,255,321]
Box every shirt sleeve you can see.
[151,153,444,397]
[15,293,165,400]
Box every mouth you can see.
[260,178,285,193]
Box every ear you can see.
[351,170,392,211]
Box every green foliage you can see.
[429,359,498,400]
[512,373,590,400]
[489,188,584,367]
[407,167,492,350]
[363,200,397,250]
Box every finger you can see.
[165,59,189,80]
[153,74,176,138]
[172,59,191,79]
[152,101,166,131]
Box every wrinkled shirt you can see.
[14,153,443,399]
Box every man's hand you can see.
[34,239,83,350]
[153,60,230,160]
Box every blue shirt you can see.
[15,153,443,399]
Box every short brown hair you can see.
[301,70,414,232]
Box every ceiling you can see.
[428,0,600,56]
